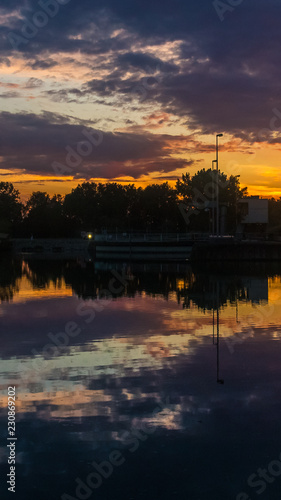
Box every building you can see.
[237,196,268,236]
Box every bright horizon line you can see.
[10,178,280,203]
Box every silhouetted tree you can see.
[0,182,22,235]
[97,182,132,231]
[176,168,248,232]
[140,183,179,232]
[64,182,98,233]
[24,192,69,237]
[3,172,252,237]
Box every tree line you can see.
[0,168,279,237]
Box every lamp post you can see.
[216,134,223,237]
[212,160,217,237]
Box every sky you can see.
[1,0,281,199]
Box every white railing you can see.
[94,233,212,243]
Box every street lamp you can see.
[211,160,217,237]
[216,134,223,237]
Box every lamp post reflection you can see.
[213,280,224,384]
[216,302,224,385]
[212,280,215,345]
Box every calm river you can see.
[1,257,281,499]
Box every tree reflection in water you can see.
[1,256,276,309]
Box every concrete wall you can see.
[239,198,268,224]
[12,238,89,255]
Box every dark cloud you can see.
[117,52,177,73]
[24,77,43,88]
[0,56,10,65]
[0,90,20,98]
[28,58,58,70]
[0,0,280,161]
[0,111,197,179]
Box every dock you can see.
[89,233,195,261]
[10,235,281,262]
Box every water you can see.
[1,257,281,499]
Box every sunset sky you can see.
[1,0,281,199]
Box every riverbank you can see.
[191,240,281,261]
[9,237,281,262]
[11,238,90,257]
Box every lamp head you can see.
[216,133,223,137]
